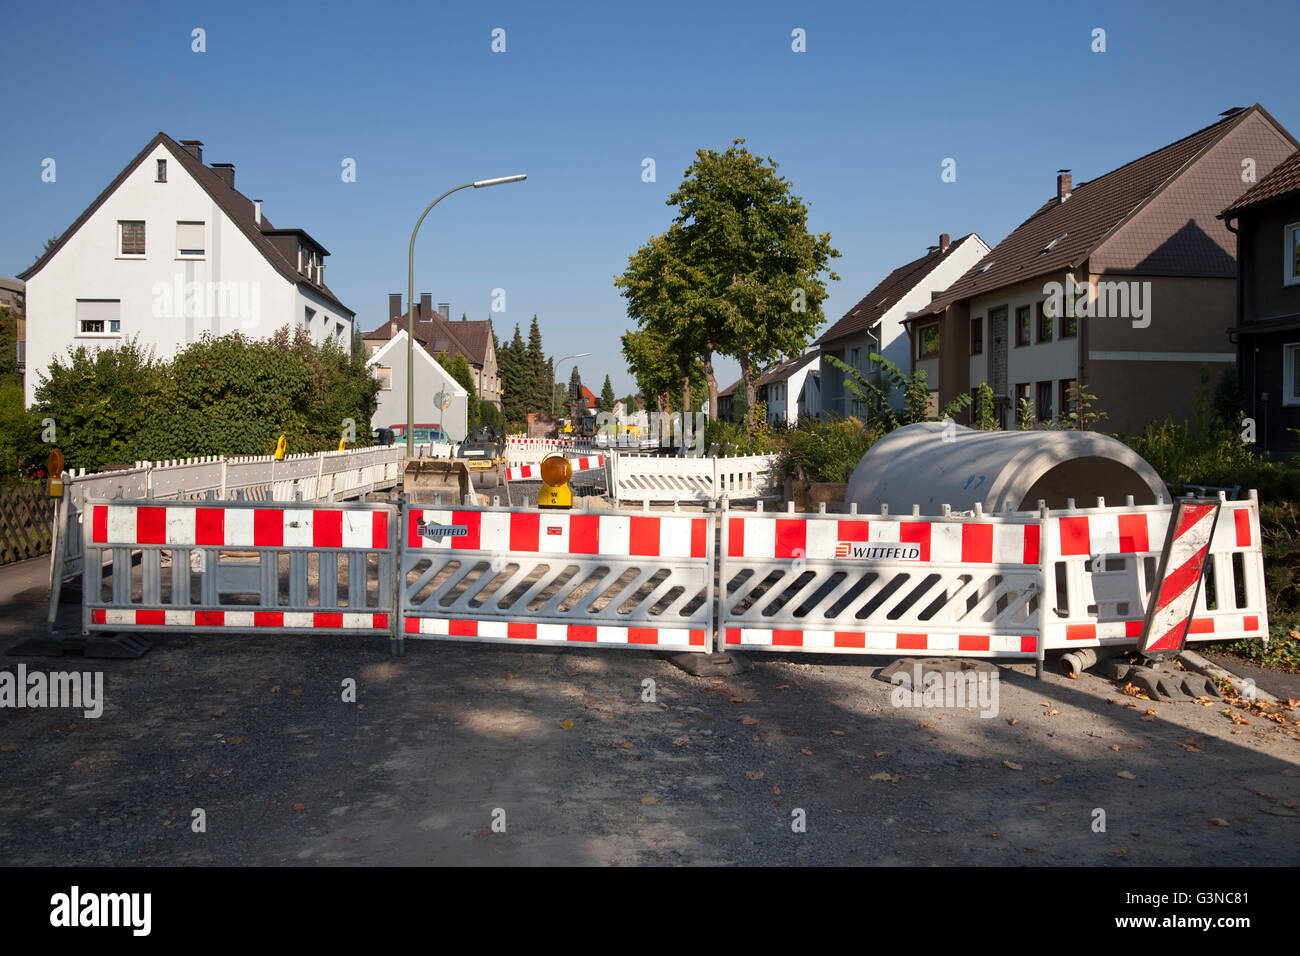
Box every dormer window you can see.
[156,159,167,182]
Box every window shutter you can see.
[177,221,205,254]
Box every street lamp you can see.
[406,174,527,457]
[550,352,592,415]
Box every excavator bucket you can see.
[403,458,472,505]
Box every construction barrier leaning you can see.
[81,497,400,649]
[610,453,778,507]
[398,498,714,653]
[505,436,594,466]
[503,456,607,507]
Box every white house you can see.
[757,349,822,425]
[817,232,989,417]
[367,330,469,442]
[19,133,356,406]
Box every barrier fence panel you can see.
[610,453,778,506]
[1039,493,1267,650]
[719,503,1045,657]
[503,455,607,506]
[81,498,399,645]
[400,500,714,652]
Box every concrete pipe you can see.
[845,421,1165,515]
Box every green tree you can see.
[500,324,528,427]
[668,139,840,425]
[438,351,478,428]
[526,316,548,412]
[599,374,616,411]
[567,364,584,422]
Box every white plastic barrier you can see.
[611,453,778,506]
[717,493,1269,663]
[505,437,593,465]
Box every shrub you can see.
[775,417,881,483]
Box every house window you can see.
[1061,289,1078,338]
[917,323,939,359]
[176,221,205,258]
[1284,344,1300,406]
[1036,381,1054,422]
[849,347,860,369]
[1036,301,1052,342]
[1015,306,1032,346]
[76,299,121,336]
[335,322,345,339]
[376,367,393,391]
[305,307,316,327]
[1060,379,1077,420]
[970,317,983,355]
[1014,382,1031,423]
[156,159,167,182]
[119,220,145,256]
[1286,222,1300,286]
[926,390,939,419]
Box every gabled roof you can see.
[1221,147,1300,218]
[365,330,468,396]
[18,132,353,317]
[912,105,1298,321]
[816,234,981,344]
[580,384,598,407]
[757,350,821,387]
[364,303,493,366]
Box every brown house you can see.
[364,294,501,409]
[1221,147,1300,455]
[903,105,1298,434]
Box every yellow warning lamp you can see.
[46,448,65,498]
[538,452,572,510]
[337,437,347,451]
[275,434,287,460]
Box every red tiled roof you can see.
[1221,147,1300,218]
[912,105,1297,320]
[817,234,980,344]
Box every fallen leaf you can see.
[212,708,226,718]
[473,827,492,837]
[1143,708,1157,717]
[1009,718,1019,726]
[772,785,782,796]
[1110,744,1121,751]
[641,797,660,805]
[745,770,765,781]
[1003,760,1023,771]
[742,717,758,726]
[873,751,887,758]
[919,722,934,729]
[730,697,744,704]
[1106,848,1130,857]
[673,737,689,747]
[1281,769,1300,777]
[1256,791,1277,800]
[1045,709,1061,717]
[1117,771,1137,780]
[1209,817,1230,827]
[776,684,790,690]
[800,748,813,756]
[1024,848,1042,855]
[228,737,246,746]
[1040,777,1056,784]
[288,689,303,696]
[0,744,18,753]
[829,729,846,736]
[869,772,894,782]
[506,673,514,680]
[292,803,306,811]
[270,685,281,694]
[567,671,580,677]
[560,719,574,730]
[710,679,726,685]
[617,741,634,750]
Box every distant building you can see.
[0,276,24,375]
[363,295,501,410]
[18,133,355,406]
[366,329,469,442]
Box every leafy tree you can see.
[668,140,840,424]
[1062,382,1107,430]
[972,382,999,430]
[479,401,501,428]
[438,350,478,428]
[621,325,702,414]
[599,374,616,411]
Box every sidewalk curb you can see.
[1178,649,1279,705]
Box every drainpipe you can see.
[1224,215,1254,445]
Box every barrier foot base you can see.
[874,658,999,685]
[669,652,752,676]
[7,630,153,659]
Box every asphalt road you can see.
[2,574,1298,866]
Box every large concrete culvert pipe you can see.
[845,421,1166,515]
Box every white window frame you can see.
[117,220,146,258]
[76,299,122,338]
[1284,342,1300,406]
[1285,221,1300,287]
[376,367,393,391]
[917,322,940,360]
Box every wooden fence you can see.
[0,484,55,565]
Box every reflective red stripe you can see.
[313,510,343,548]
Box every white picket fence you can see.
[610,453,778,506]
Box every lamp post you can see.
[406,174,526,457]
[550,352,593,416]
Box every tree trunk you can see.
[703,331,718,420]
[736,328,757,427]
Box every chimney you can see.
[939,233,950,252]
[389,293,403,320]
[1057,169,1072,203]
[419,293,433,322]
[210,163,234,188]
[438,302,450,321]
[253,199,262,226]
[179,139,204,163]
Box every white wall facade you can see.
[368,331,469,442]
[24,142,352,405]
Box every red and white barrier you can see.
[503,455,603,482]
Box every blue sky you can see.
[3,0,1298,395]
